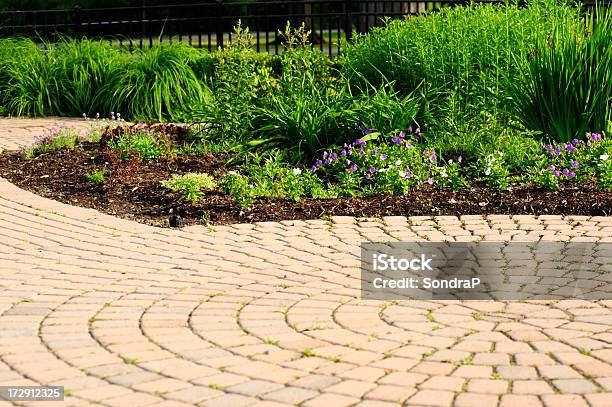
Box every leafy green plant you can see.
[161,173,217,204]
[480,152,510,190]
[510,6,612,142]
[597,154,612,190]
[223,152,335,207]
[85,168,106,183]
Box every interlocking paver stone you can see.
[0,119,611,405]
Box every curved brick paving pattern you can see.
[0,119,611,407]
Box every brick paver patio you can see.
[0,118,611,406]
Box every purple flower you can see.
[331,152,338,160]
[571,161,579,169]
[548,165,555,171]
[553,170,561,177]
[359,149,365,156]
[563,168,570,176]
[569,171,576,178]
[380,154,387,161]
[405,141,413,149]
[424,149,437,163]
[589,132,602,141]
[369,166,376,174]
[365,173,371,180]
[399,130,406,138]
[325,158,332,165]
[346,164,358,172]
[408,126,413,133]
[555,146,562,154]
[341,149,347,156]
[545,144,553,152]
[564,144,576,153]
[427,177,434,185]
[315,159,323,167]
[323,151,328,159]
[587,140,592,147]
[345,159,351,166]
[372,148,377,157]
[572,138,580,146]
[311,165,317,173]
[391,137,402,144]
[404,167,412,179]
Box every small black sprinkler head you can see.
[169,213,184,228]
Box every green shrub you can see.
[192,22,275,141]
[509,7,612,142]
[247,24,358,161]
[161,172,217,204]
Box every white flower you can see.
[228,171,239,176]
[398,170,406,178]
[600,154,609,161]
[292,168,302,175]
[440,168,448,178]
[485,167,492,176]
[395,160,402,166]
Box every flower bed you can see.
[1,2,610,225]
[0,120,610,226]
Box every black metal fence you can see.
[0,1,609,55]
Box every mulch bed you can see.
[1,143,611,226]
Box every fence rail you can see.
[0,0,609,55]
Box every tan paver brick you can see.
[0,121,610,407]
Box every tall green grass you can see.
[340,0,584,153]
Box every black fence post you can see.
[345,0,352,42]
[73,5,82,37]
[216,0,224,49]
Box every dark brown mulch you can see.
[0,143,611,227]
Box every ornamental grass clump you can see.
[509,7,612,143]
[97,43,208,121]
